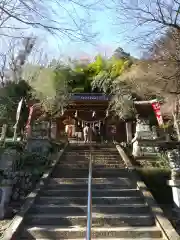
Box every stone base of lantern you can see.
[0,184,12,219]
[167,179,180,216]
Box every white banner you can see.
[16,98,23,123]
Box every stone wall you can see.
[0,139,62,219]
[0,171,41,202]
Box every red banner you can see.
[151,101,164,126]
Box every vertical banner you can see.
[16,98,23,124]
[151,101,164,126]
[13,98,23,141]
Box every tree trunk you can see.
[173,96,180,141]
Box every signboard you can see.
[31,122,49,139]
[26,139,51,155]
[70,94,110,101]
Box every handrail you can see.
[86,142,93,240]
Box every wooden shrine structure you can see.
[54,93,126,142]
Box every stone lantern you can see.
[166,144,180,213]
[167,149,180,180]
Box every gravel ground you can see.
[0,219,11,236]
[0,203,21,237]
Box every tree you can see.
[147,29,180,140]
[112,47,130,59]
[70,60,92,93]
[0,37,36,140]
[10,37,36,83]
[52,64,72,113]
[0,37,36,85]
[90,50,134,119]
[0,52,7,87]
[119,28,180,139]
[0,0,101,41]
[0,80,32,133]
[111,0,180,46]
[90,54,130,93]
[32,62,71,116]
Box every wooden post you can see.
[126,122,132,143]
[1,124,7,145]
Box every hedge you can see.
[136,168,173,205]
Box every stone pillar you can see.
[126,122,132,143]
[168,180,180,209]
[151,126,158,139]
[0,124,7,145]
[167,149,180,213]
[0,179,12,219]
[51,122,57,140]
[167,149,180,180]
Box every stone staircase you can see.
[17,144,165,239]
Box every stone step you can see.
[64,151,119,154]
[63,154,120,157]
[63,154,119,158]
[67,147,91,150]
[66,149,118,152]
[35,196,145,205]
[46,183,136,190]
[52,169,130,178]
[19,226,162,239]
[30,204,150,215]
[24,213,155,227]
[48,177,134,185]
[40,189,140,197]
[20,239,163,240]
[62,158,120,162]
[91,169,131,178]
[60,160,122,164]
[57,163,125,169]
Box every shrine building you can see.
[30,93,162,143]
[54,93,127,142]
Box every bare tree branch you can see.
[0,52,6,86]
[0,0,102,41]
[111,0,180,46]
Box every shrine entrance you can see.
[55,93,127,143]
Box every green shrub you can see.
[18,152,49,171]
[136,168,172,205]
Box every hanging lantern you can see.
[106,110,109,117]
[92,111,96,118]
[61,107,64,116]
[75,110,78,117]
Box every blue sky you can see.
[44,2,142,60]
[0,0,144,61]
[47,19,141,60]
[0,0,164,62]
